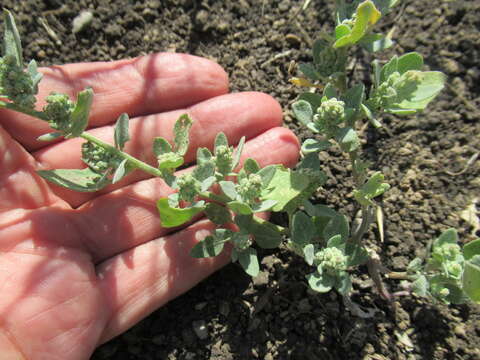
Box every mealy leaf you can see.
[112,158,128,184]
[301,138,331,154]
[235,214,282,249]
[37,168,110,192]
[156,198,205,228]
[192,161,215,182]
[238,247,259,277]
[353,171,390,206]
[307,271,335,293]
[243,158,260,174]
[200,176,216,192]
[304,244,315,266]
[407,257,423,274]
[463,255,480,303]
[411,275,428,297]
[434,228,458,248]
[292,100,314,126]
[190,229,232,258]
[464,238,480,261]
[298,92,323,113]
[359,33,394,52]
[380,55,398,83]
[37,132,62,141]
[114,113,130,150]
[227,201,253,215]
[214,132,228,150]
[251,199,278,213]
[157,152,184,170]
[335,24,351,40]
[197,147,213,164]
[336,272,352,295]
[291,211,316,247]
[28,59,42,93]
[231,136,245,170]
[173,114,193,156]
[68,88,94,138]
[323,214,349,243]
[219,181,238,200]
[345,243,369,266]
[298,63,320,81]
[335,127,360,153]
[343,83,365,110]
[153,137,172,157]
[204,202,232,225]
[3,9,23,66]
[327,234,344,248]
[257,165,277,189]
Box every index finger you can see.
[0,53,229,150]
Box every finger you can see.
[96,219,230,343]
[75,127,299,263]
[0,53,229,150]
[34,92,283,207]
[0,125,64,213]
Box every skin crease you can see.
[0,52,300,359]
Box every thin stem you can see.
[0,101,49,121]
[367,251,392,301]
[80,132,163,178]
[352,205,373,243]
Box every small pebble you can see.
[72,11,93,34]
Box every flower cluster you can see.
[0,55,36,108]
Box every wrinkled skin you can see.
[0,53,299,359]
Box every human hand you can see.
[0,53,299,359]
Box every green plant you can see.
[1,3,479,308]
[289,0,480,304]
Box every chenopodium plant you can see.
[0,9,324,277]
[290,0,480,304]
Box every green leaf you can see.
[156,198,205,228]
[232,136,245,170]
[219,181,238,200]
[3,9,23,66]
[304,244,315,265]
[463,256,480,303]
[323,214,349,243]
[192,161,215,182]
[37,132,62,141]
[68,88,94,138]
[114,113,130,150]
[407,257,423,274]
[336,272,352,296]
[235,215,282,249]
[335,24,351,40]
[197,147,213,164]
[153,137,172,157]
[411,275,428,297]
[292,100,314,126]
[298,63,320,81]
[200,176,216,192]
[251,199,278,213]
[343,84,365,110]
[257,165,277,189]
[112,158,128,184]
[334,1,382,48]
[354,171,390,206]
[335,127,360,153]
[464,239,480,261]
[243,158,260,174]
[298,92,323,113]
[327,234,344,248]
[390,71,446,110]
[380,56,398,83]
[291,211,316,247]
[397,52,423,74]
[28,59,42,93]
[157,152,184,170]
[204,202,232,225]
[307,271,335,293]
[261,167,315,213]
[190,229,231,258]
[434,228,458,248]
[345,243,369,266]
[323,83,338,99]
[301,138,331,154]
[227,201,252,215]
[359,33,394,52]
[214,132,228,150]
[173,114,193,156]
[238,247,259,277]
[37,168,110,192]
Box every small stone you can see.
[442,58,461,74]
[216,21,230,33]
[72,11,94,34]
[195,10,209,29]
[454,324,466,338]
[192,320,208,340]
[297,298,312,313]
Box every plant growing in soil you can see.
[1,3,479,308]
[289,0,480,304]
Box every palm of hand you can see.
[0,53,298,359]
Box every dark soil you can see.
[3,0,480,359]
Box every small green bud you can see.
[81,141,122,173]
[445,261,463,279]
[43,93,75,132]
[177,174,201,202]
[434,243,461,260]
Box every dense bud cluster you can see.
[43,93,75,132]
[0,55,36,108]
[215,145,233,176]
[316,247,347,275]
[368,72,400,111]
[81,141,122,173]
[177,174,201,202]
[314,98,345,137]
[237,173,262,203]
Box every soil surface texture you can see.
[3,0,480,359]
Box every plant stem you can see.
[352,205,373,243]
[367,251,392,301]
[0,101,49,120]
[80,132,164,178]
[386,271,412,281]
